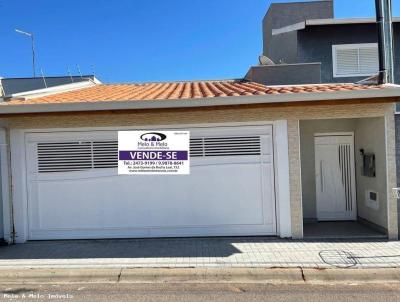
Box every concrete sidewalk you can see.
[0,237,400,269]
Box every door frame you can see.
[314,132,357,221]
[0,129,11,242]
[25,125,276,240]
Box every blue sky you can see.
[0,0,399,83]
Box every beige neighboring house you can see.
[0,79,398,243]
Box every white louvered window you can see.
[37,136,262,173]
[190,136,261,157]
[332,43,379,77]
[92,141,118,169]
[37,141,118,173]
[190,138,205,157]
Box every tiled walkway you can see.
[304,222,386,239]
[0,237,399,269]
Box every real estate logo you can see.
[140,132,167,142]
[118,130,190,175]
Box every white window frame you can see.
[332,43,379,78]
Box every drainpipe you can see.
[375,0,395,84]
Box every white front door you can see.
[315,134,356,221]
[25,125,277,240]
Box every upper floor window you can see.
[332,43,379,78]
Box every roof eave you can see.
[272,17,400,35]
[0,87,399,115]
[306,17,400,26]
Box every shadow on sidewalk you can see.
[0,237,247,260]
[0,237,393,262]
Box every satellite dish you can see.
[259,55,275,66]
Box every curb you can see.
[0,268,399,284]
[120,268,304,284]
[303,268,400,284]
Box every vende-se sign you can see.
[118,131,190,175]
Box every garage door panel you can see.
[26,125,277,240]
[30,224,276,241]
[29,163,271,231]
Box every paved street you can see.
[0,237,400,269]
[0,283,399,302]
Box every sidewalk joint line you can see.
[117,268,123,283]
[299,267,306,282]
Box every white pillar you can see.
[0,128,11,243]
[274,120,292,238]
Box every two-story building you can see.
[246,0,400,234]
[247,0,400,85]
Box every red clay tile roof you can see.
[2,80,385,106]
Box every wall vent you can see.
[37,142,93,173]
[37,141,117,173]
[37,136,262,173]
[93,141,118,169]
[190,138,204,157]
[191,136,261,157]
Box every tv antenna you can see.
[67,66,74,83]
[40,67,47,88]
[76,64,83,78]
[15,29,36,77]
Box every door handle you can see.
[320,160,324,192]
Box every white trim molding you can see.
[0,129,11,242]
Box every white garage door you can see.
[25,125,276,240]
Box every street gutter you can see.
[0,268,399,285]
